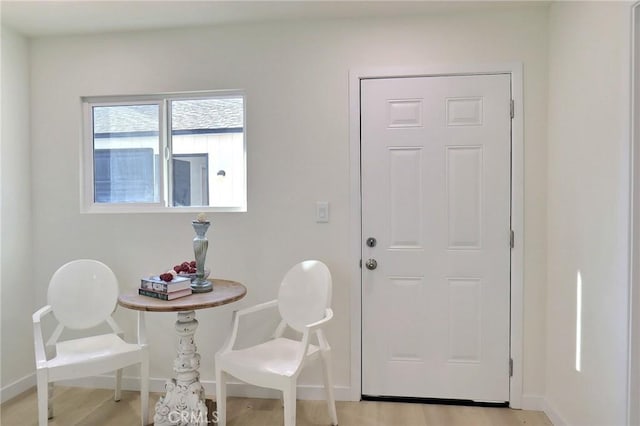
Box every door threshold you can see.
[361,395,509,408]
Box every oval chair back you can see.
[277,260,332,333]
[48,259,119,330]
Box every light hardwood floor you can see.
[1,386,552,426]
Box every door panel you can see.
[361,74,511,402]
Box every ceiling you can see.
[0,1,539,38]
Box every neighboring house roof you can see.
[93,98,243,134]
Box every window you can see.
[82,92,246,213]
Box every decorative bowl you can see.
[177,267,210,282]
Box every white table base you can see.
[153,311,208,426]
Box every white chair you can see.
[32,259,149,426]
[215,260,338,426]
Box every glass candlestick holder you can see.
[191,220,212,293]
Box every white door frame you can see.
[628,3,639,425]
[348,64,524,407]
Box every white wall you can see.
[27,5,549,399]
[546,3,632,425]
[1,26,35,401]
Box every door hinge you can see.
[509,358,513,377]
[509,229,515,248]
[510,99,515,119]
[359,259,362,269]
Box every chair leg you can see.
[282,383,297,426]
[215,367,227,426]
[140,356,149,426]
[115,368,122,402]
[320,351,338,425]
[47,382,54,420]
[36,370,49,426]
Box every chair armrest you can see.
[33,306,53,368]
[217,299,278,355]
[305,308,333,332]
[33,305,52,323]
[286,309,334,375]
[235,299,278,318]
[300,308,335,358]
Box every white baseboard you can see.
[1,373,36,404]
[514,394,569,426]
[520,394,545,411]
[58,375,353,402]
[12,374,556,421]
[542,397,569,426]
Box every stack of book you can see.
[138,276,192,300]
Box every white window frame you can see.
[81,90,247,214]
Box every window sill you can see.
[81,203,247,214]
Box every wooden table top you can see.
[118,278,246,312]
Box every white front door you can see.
[361,74,512,402]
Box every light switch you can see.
[316,201,329,223]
